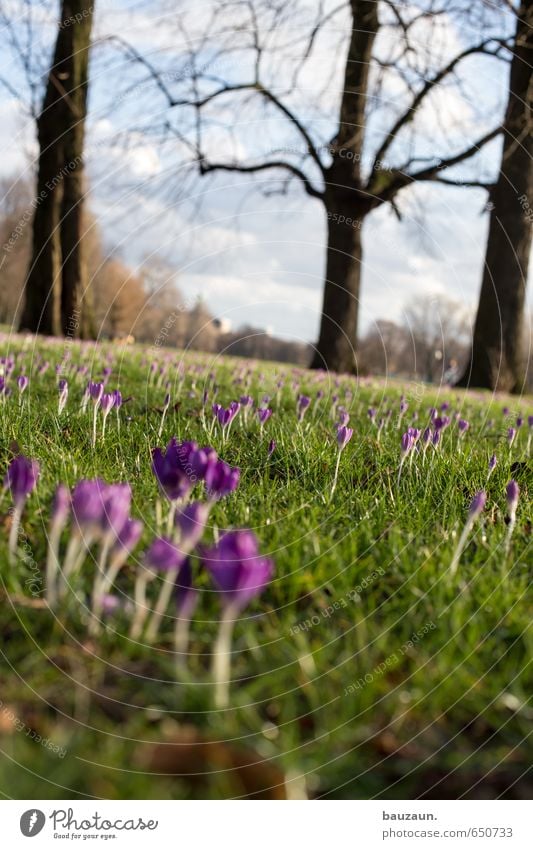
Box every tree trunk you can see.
[19,0,94,338]
[311,0,379,372]
[19,140,64,335]
[59,0,94,338]
[311,196,367,372]
[458,1,533,392]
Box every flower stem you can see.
[45,527,61,608]
[449,519,473,577]
[130,570,151,640]
[329,451,342,501]
[174,616,192,673]
[8,504,22,567]
[212,608,237,709]
[145,567,179,643]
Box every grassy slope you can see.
[0,335,531,799]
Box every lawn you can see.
[0,332,531,800]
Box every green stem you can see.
[212,607,237,709]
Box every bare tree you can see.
[126,0,512,372]
[403,294,471,382]
[12,0,95,337]
[458,0,532,392]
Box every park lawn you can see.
[0,334,531,799]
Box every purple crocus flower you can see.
[434,416,450,432]
[216,402,240,426]
[203,530,274,613]
[506,480,519,518]
[507,427,516,446]
[337,408,350,427]
[5,455,40,566]
[458,419,469,434]
[468,490,487,519]
[190,445,218,480]
[488,454,497,473]
[205,529,274,706]
[145,536,184,572]
[152,438,198,501]
[175,501,210,551]
[257,407,273,426]
[401,432,414,455]
[113,517,143,556]
[51,483,70,528]
[100,393,115,415]
[408,427,421,443]
[100,482,132,541]
[297,394,311,422]
[205,459,240,500]
[337,425,354,451]
[88,381,104,404]
[71,479,107,532]
[4,455,40,507]
[17,376,29,394]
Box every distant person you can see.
[444,359,459,385]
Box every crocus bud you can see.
[100,393,115,415]
[4,455,40,507]
[17,376,29,394]
[204,459,240,500]
[51,483,70,529]
[71,478,107,531]
[401,432,413,454]
[506,480,519,519]
[88,381,104,404]
[257,408,273,425]
[202,530,274,613]
[297,394,311,421]
[175,502,209,551]
[468,490,487,519]
[337,425,354,451]
[113,518,143,556]
[145,536,184,572]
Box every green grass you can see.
[0,335,531,799]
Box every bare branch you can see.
[369,38,511,178]
[198,158,324,200]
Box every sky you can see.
[0,0,530,342]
